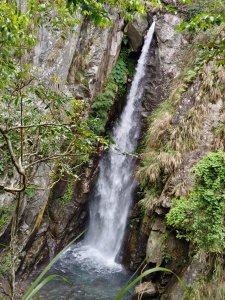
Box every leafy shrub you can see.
[111,58,127,86]
[166,151,225,253]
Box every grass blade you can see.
[24,274,71,300]
[22,230,85,300]
[114,266,191,300]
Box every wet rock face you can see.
[68,15,124,99]
[142,35,163,114]
[155,14,185,78]
[33,14,123,98]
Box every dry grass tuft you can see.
[212,112,225,150]
[146,112,172,149]
[138,58,225,212]
[138,194,160,211]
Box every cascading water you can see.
[40,22,155,300]
[84,21,156,265]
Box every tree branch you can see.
[8,123,71,131]
[25,152,86,170]
[0,126,26,193]
[10,78,34,96]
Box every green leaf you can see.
[114,267,191,300]
[22,231,85,300]
[23,275,72,300]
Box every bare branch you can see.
[0,126,26,193]
[0,179,25,193]
[0,127,25,176]
[25,152,86,169]
[8,123,71,131]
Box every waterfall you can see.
[84,22,156,265]
[70,22,155,272]
[40,21,156,300]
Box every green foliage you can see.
[0,84,99,182]
[0,142,11,175]
[28,0,79,30]
[129,218,140,226]
[167,151,225,253]
[177,0,225,65]
[166,197,193,240]
[0,1,35,90]
[25,186,36,199]
[67,0,145,26]
[89,48,135,135]
[183,69,197,83]
[89,80,118,134]
[178,13,225,32]
[111,59,127,86]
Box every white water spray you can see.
[74,22,155,269]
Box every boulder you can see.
[146,230,164,265]
[125,14,149,51]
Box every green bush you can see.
[166,151,225,253]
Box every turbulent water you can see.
[41,22,155,300]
